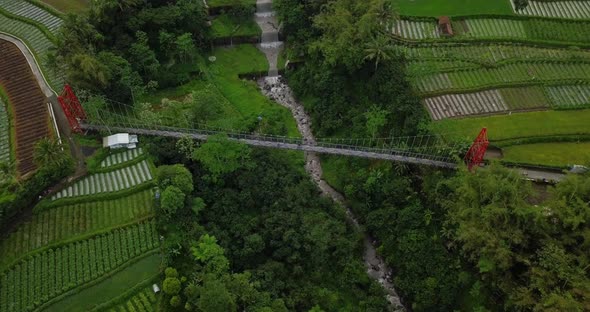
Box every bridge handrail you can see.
[82,121,456,164]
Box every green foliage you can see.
[161,186,186,218]
[163,277,182,295]
[192,134,253,181]
[191,234,230,276]
[165,267,179,278]
[156,164,194,195]
[170,295,182,307]
[197,279,237,312]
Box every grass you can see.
[502,142,590,167]
[431,109,590,142]
[43,253,161,312]
[39,0,89,13]
[207,0,256,8]
[142,45,299,136]
[395,0,513,16]
[211,14,261,38]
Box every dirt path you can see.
[259,76,406,311]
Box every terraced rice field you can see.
[0,97,10,164]
[0,221,159,312]
[0,189,155,269]
[101,148,144,168]
[423,86,550,120]
[108,286,157,312]
[545,85,590,108]
[512,0,590,19]
[51,160,153,200]
[390,19,440,40]
[400,44,590,63]
[413,62,590,94]
[0,39,50,175]
[463,18,527,39]
[0,12,53,55]
[0,0,62,33]
[425,90,507,120]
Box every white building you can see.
[103,133,138,149]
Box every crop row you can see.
[464,18,528,39]
[108,286,157,312]
[0,11,52,55]
[0,97,9,164]
[101,148,144,168]
[0,189,155,270]
[424,89,507,120]
[513,0,590,19]
[399,44,590,64]
[0,0,62,33]
[0,221,158,312]
[51,160,153,200]
[545,84,590,107]
[389,20,440,40]
[422,84,590,121]
[413,62,590,94]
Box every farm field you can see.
[0,151,161,312]
[0,39,52,176]
[43,253,160,312]
[39,0,89,13]
[512,0,590,19]
[0,97,10,165]
[396,0,513,16]
[502,142,590,167]
[105,285,158,312]
[430,109,590,142]
[0,0,63,33]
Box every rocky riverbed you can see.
[258,76,406,311]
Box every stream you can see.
[254,1,406,310]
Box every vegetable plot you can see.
[51,160,153,200]
[100,148,144,168]
[0,0,62,33]
[390,19,441,40]
[545,84,590,108]
[512,0,590,19]
[0,98,9,164]
[0,221,159,312]
[0,189,154,269]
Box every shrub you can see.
[165,267,179,278]
[163,277,181,295]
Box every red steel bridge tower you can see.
[464,128,489,170]
[57,84,86,133]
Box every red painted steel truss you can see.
[57,84,85,133]
[465,128,489,170]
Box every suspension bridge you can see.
[56,85,488,170]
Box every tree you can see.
[33,138,70,168]
[156,164,194,195]
[128,31,160,78]
[175,33,195,63]
[514,0,529,11]
[170,295,182,307]
[363,35,395,70]
[161,186,185,218]
[191,234,229,276]
[364,106,388,137]
[197,279,237,312]
[163,277,181,295]
[192,134,252,181]
[176,136,196,161]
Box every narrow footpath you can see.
[253,2,406,310]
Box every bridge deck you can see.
[81,124,458,169]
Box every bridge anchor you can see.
[58,84,86,133]
[465,128,489,170]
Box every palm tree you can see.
[363,35,396,70]
[0,160,16,184]
[33,138,68,168]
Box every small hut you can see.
[103,133,138,149]
[438,16,453,37]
